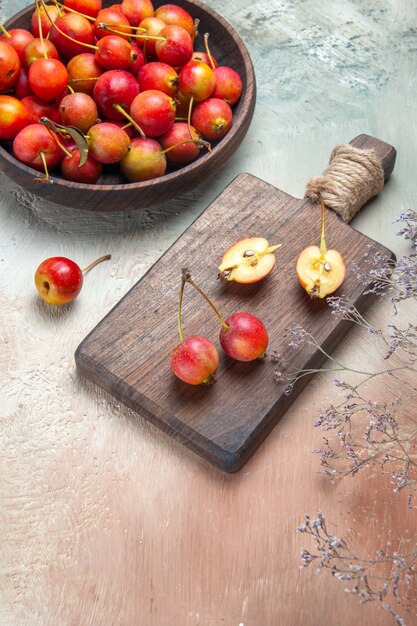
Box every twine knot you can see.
[304,143,384,222]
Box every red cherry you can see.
[88,122,130,164]
[93,69,139,120]
[138,61,179,96]
[130,89,176,137]
[0,28,34,60]
[219,313,268,362]
[120,137,166,182]
[0,95,30,140]
[49,13,95,59]
[171,336,219,385]
[136,16,166,56]
[30,5,60,38]
[21,95,61,124]
[94,6,132,41]
[60,92,99,134]
[0,40,21,93]
[95,35,136,70]
[191,98,233,140]
[64,0,103,19]
[61,146,103,184]
[154,4,194,38]
[28,58,68,102]
[155,24,193,68]
[67,53,104,95]
[159,122,200,165]
[178,60,216,102]
[191,51,217,67]
[35,256,84,305]
[212,66,243,105]
[13,67,33,99]
[120,0,155,27]
[13,123,62,172]
[34,253,111,306]
[21,38,59,68]
[129,43,145,75]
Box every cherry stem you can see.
[177,273,186,342]
[51,0,95,22]
[160,137,210,155]
[113,103,145,138]
[81,254,111,274]
[0,24,11,38]
[97,23,164,40]
[43,123,73,158]
[105,23,147,33]
[71,76,100,83]
[187,95,194,140]
[36,0,48,59]
[41,0,97,49]
[203,32,216,69]
[33,151,50,184]
[193,18,200,40]
[67,84,75,94]
[124,24,148,32]
[182,268,229,331]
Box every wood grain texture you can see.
[1,1,417,625]
[75,135,395,472]
[0,0,256,211]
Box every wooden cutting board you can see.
[75,134,396,473]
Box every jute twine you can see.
[304,144,385,222]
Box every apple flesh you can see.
[171,335,219,385]
[296,245,346,298]
[218,237,281,283]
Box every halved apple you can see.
[296,245,345,298]
[218,237,281,283]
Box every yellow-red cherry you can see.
[34,254,111,306]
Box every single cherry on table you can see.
[34,254,111,306]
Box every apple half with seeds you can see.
[218,237,281,283]
[296,245,345,298]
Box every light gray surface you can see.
[1,2,416,625]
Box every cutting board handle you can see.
[305,133,397,223]
[350,134,396,181]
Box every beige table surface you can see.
[1,1,416,625]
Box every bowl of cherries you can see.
[0,0,256,211]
